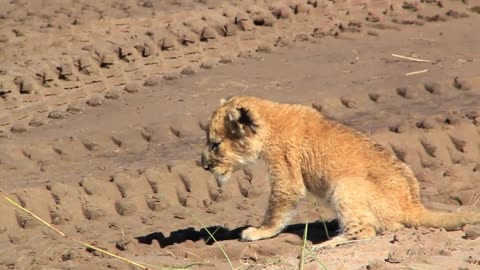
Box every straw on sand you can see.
[391,53,433,63]
[405,69,429,76]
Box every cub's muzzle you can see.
[201,151,212,171]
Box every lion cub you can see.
[201,96,480,243]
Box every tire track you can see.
[0,0,476,136]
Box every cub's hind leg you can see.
[241,166,306,241]
[316,178,379,248]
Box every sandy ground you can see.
[1,0,480,269]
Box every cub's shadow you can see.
[136,220,340,248]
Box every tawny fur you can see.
[201,96,480,242]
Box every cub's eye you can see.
[210,142,221,151]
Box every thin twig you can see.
[392,54,433,63]
[313,237,374,251]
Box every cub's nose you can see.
[201,154,212,171]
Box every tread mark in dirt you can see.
[1,0,476,137]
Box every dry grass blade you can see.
[2,187,231,270]
[320,217,330,240]
[299,221,328,270]
[182,207,235,270]
[73,239,150,269]
[299,222,309,270]
[204,226,221,244]
[0,190,162,270]
[392,54,433,63]
[304,247,328,270]
[2,194,66,237]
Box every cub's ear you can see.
[220,96,233,105]
[225,107,258,138]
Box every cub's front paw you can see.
[240,227,277,241]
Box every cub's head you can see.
[201,97,263,187]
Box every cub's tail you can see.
[409,208,480,231]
